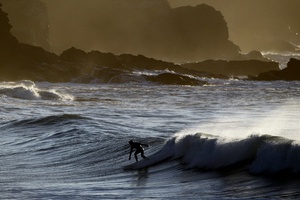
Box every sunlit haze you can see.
[1,0,299,61]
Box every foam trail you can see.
[0,80,73,101]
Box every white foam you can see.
[0,81,74,101]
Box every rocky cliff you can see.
[1,4,291,84]
[0,0,50,51]
[170,4,240,61]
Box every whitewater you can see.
[1,78,300,199]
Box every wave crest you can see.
[160,133,300,175]
[0,80,73,101]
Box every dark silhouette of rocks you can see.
[182,60,279,77]
[0,0,50,51]
[0,3,54,63]
[0,4,218,87]
[60,47,214,84]
[170,0,300,54]
[60,47,123,68]
[118,54,178,71]
[170,4,240,61]
[59,47,87,63]
[2,3,297,85]
[146,73,207,86]
[254,58,300,81]
[0,44,77,82]
[0,4,77,82]
[0,3,18,58]
[243,51,267,61]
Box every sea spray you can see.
[0,81,73,101]
[160,132,300,174]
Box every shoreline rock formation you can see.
[2,3,299,84]
[182,60,280,77]
[253,58,300,81]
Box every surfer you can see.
[128,140,149,162]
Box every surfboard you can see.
[123,159,155,170]
[123,151,171,170]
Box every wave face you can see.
[157,133,300,175]
[9,114,86,127]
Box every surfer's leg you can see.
[141,150,147,160]
[134,151,139,162]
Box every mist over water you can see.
[43,0,300,56]
[170,0,300,53]
[45,0,179,55]
[1,0,299,61]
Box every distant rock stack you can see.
[170,4,241,61]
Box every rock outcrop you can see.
[146,73,207,86]
[60,47,213,84]
[0,3,216,87]
[0,3,19,59]
[182,60,280,77]
[170,0,300,54]
[0,0,50,51]
[2,3,295,85]
[254,58,300,81]
[170,4,240,61]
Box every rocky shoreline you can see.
[1,3,300,85]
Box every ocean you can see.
[0,76,300,199]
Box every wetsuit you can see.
[129,141,148,162]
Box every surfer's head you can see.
[129,140,133,145]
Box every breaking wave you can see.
[0,80,73,100]
[151,133,300,175]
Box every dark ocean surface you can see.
[0,77,300,199]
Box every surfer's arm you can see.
[129,147,133,160]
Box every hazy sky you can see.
[44,0,174,54]
[43,0,300,56]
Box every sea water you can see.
[0,78,300,199]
